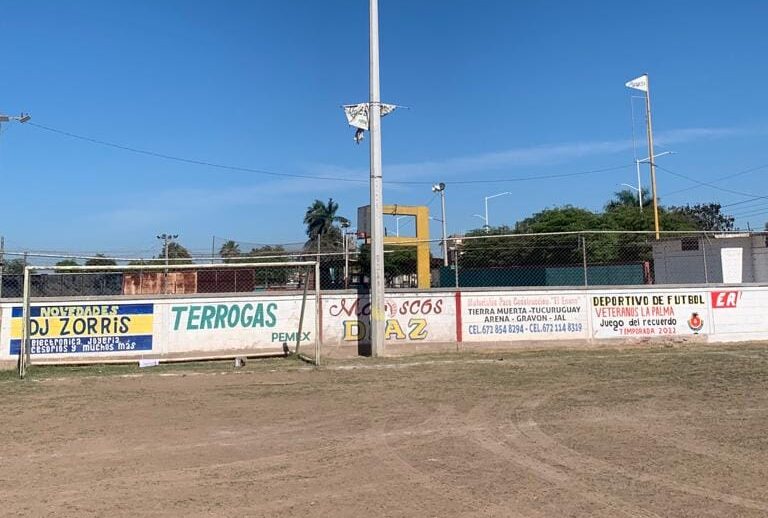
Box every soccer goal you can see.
[15,260,320,378]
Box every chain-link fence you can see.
[1,231,764,298]
[0,255,319,298]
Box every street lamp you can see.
[0,112,31,124]
[633,151,674,212]
[472,213,489,231]
[483,191,511,232]
[340,221,355,289]
[431,182,448,266]
[394,215,408,237]
[157,233,178,294]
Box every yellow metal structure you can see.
[383,204,430,289]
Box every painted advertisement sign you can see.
[9,303,153,355]
[168,297,316,350]
[323,293,456,345]
[462,292,588,342]
[591,291,709,338]
[709,289,768,342]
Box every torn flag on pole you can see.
[343,103,398,144]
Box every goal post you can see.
[17,260,321,378]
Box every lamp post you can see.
[341,222,355,289]
[0,112,31,125]
[472,213,488,232]
[394,216,408,237]
[483,192,511,232]
[157,233,178,294]
[431,183,448,266]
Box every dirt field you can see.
[1,345,767,517]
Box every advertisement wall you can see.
[589,289,709,339]
[0,294,315,364]
[461,292,588,343]
[322,292,456,346]
[2,285,768,366]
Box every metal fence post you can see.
[701,233,709,284]
[581,235,588,287]
[0,235,4,299]
[453,247,460,288]
[19,266,31,379]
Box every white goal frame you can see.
[17,261,321,378]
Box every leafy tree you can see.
[85,254,117,267]
[160,242,193,265]
[54,259,80,273]
[358,245,419,287]
[2,258,26,275]
[246,245,291,286]
[605,188,652,212]
[219,240,241,262]
[668,203,735,232]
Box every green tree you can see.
[55,259,79,267]
[605,188,653,212]
[85,254,117,267]
[2,258,26,275]
[247,245,290,286]
[303,198,350,252]
[219,240,241,262]
[358,245,419,287]
[668,203,735,231]
[160,242,193,265]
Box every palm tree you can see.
[219,240,241,262]
[303,198,349,252]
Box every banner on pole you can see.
[625,74,649,92]
[343,103,398,131]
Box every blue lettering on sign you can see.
[10,335,153,355]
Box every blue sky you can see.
[1,0,767,256]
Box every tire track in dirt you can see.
[464,400,661,518]
[368,403,543,518]
[508,386,768,514]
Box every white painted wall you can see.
[2,286,768,366]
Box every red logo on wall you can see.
[688,313,704,333]
[711,291,740,308]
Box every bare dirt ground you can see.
[1,344,767,517]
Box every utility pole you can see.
[157,233,178,294]
[432,183,448,266]
[626,74,660,239]
[368,0,385,357]
[644,76,660,240]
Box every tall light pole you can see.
[157,233,178,294]
[483,192,511,232]
[368,0,385,357]
[626,74,660,239]
[431,183,448,266]
[341,222,355,289]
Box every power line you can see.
[26,121,634,186]
[664,162,768,197]
[654,163,766,200]
[27,122,370,184]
